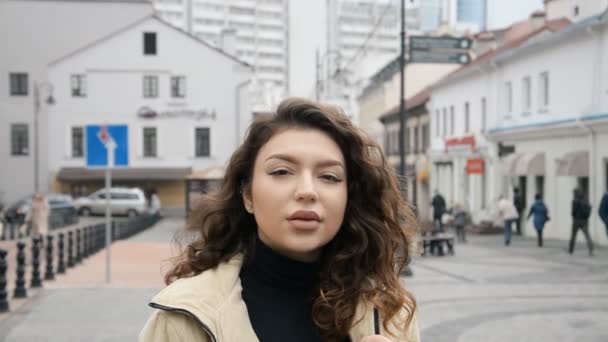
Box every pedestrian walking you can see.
[497,195,519,246]
[569,189,594,256]
[599,190,608,239]
[431,190,447,232]
[513,187,524,235]
[452,203,468,243]
[147,189,161,217]
[527,194,549,247]
[139,98,420,342]
[21,193,49,241]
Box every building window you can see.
[9,73,28,96]
[11,124,28,156]
[574,6,580,16]
[539,71,549,109]
[171,76,186,98]
[414,126,419,153]
[143,75,158,98]
[71,74,86,97]
[481,97,487,132]
[422,123,429,151]
[195,127,210,157]
[435,110,440,137]
[442,108,447,136]
[143,127,157,157]
[522,76,531,113]
[505,81,513,115]
[450,106,455,135]
[71,127,84,157]
[144,32,157,55]
[464,102,470,133]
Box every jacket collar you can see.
[149,254,406,341]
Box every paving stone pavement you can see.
[407,233,608,342]
[1,219,606,341]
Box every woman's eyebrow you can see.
[265,154,345,170]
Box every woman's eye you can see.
[269,169,290,176]
[321,174,341,183]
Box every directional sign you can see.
[86,125,129,168]
[410,36,472,51]
[410,50,471,65]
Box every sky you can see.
[487,0,545,30]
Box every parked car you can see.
[2,193,79,228]
[75,187,147,218]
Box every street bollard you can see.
[75,229,82,264]
[31,237,43,288]
[67,231,74,268]
[0,249,9,312]
[82,227,88,259]
[14,242,27,298]
[44,235,55,281]
[58,233,66,274]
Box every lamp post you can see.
[33,81,55,193]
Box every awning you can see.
[500,153,523,176]
[556,150,589,177]
[57,167,192,181]
[514,152,545,176]
[187,166,225,180]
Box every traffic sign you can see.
[86,125,129,168]
[410,36,472,51]
[410,50,471,64]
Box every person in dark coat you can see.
[513,187,524,235]
[599,190,608,238]
[431,190,446,232]
[527,194,549,247]
[569,189,593,256]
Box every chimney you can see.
[530,10,547,31]
[474,31,497,55]
[219,28,237,56]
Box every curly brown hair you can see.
[166,97,418,340]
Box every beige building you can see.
[378,88,432,220]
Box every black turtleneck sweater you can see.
[240,238,324,342]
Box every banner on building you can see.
[466,158,484,175]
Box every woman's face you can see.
[244,128,348,262]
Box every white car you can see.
[75,187,147,218]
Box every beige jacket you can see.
[139,255,420,342]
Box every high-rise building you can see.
[153,0,288,110]
[456,0,486,31]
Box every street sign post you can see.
[409,36,472,65]
[85,125,129,284]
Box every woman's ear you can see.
[241,185,253,213]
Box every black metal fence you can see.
[0,214,161,313]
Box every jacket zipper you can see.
[373,308,381,335]
[149,302,218,342]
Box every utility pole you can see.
[398,0,407,183]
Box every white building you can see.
[46,15,252,212]
[0,0,154,205]
[430,2,608,246]
[428,14,570,223]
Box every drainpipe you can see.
[235,79,252,147]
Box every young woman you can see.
[139,98,419,342]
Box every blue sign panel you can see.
[86,125,129,167]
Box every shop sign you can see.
[137,106,217,121]
[445,135,476,154]
[466,158,484,175]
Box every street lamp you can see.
[33,81,55,193]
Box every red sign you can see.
[466,158,484,174]
[445,135,476,153]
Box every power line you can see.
[337,0,397,77]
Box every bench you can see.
[421,232,455,256]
